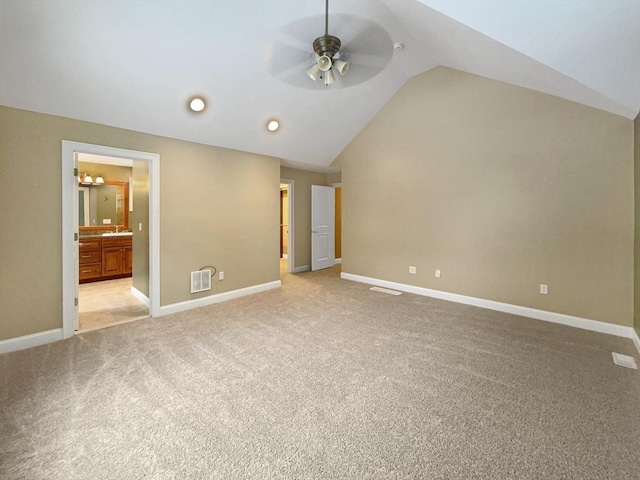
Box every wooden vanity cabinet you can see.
[79,238,103,282]
[102,236,133,276]
[79,236,132,283]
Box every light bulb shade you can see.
[317,55,332,72]
[94,176,104,184]
[306,64,321,81]
[83,175,93,184]
[333,59,349,76]
[324,69,336,86]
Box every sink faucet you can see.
[115,226,119,233]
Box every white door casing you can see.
[73,153,80,331]
[311,185,335,271]
[62,140,160,339]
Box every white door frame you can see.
[280,178,294,273]
[61,141,160,339]
[328,182,342,263]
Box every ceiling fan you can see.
[306,0,349,86]
[265,1,393,90]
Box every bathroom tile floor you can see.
[78,277,149,332]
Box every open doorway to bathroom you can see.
[62,141,160,340]
[76,153,149,332]
[280,180,294,275]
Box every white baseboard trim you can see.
[131,286,150,307]
[159,280,281,316]
[341,272,636,341]
[335,258,342,264]
[293,265,310,273]
[631,329,640,355]
[0,328,64,355]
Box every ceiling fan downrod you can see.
[306,0,349,85]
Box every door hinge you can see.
[74,232,78,241]
[74,167,78,177]
[74,298,78,307]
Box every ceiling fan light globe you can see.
[306,64,321,81]
[333,59,349,75]
[318,55,332,72]
[324,69,336,86]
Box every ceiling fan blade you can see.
[275,14,322,51]
[332,65,385,88]
[333,15,393,65]
[265,13,393,90]
[326,14,393,87]
[265,42,310,78]
[341,51,389,69]
[265,14,323,82]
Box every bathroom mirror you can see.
[79,181,129,230]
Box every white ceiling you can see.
[1,0,638,172]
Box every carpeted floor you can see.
[1,265,639,479]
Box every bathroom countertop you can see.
[79,232,133,239]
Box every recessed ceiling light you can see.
[189,97,206,112]
[267,119,280,132]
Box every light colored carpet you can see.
[1,265,639,479]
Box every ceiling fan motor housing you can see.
[313,34,341,59]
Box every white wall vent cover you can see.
[191,269,212,293]
[612,352,637,369]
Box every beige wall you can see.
[635,112,640,336]
[280,167,328,269]
[0,106,280,340]
[335,67,634,327]
[326,172,342,185]
[132,159,150,297]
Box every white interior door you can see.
[311,185,335,271]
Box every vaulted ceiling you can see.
[1,1,638,172]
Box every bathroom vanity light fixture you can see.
[189,97,206,112]
[267,119,280,132]
[79,173,105,185]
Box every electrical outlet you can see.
[435,269,441,278]
[540,284,548,294]
[409,266,416,274]
[218,271,224,281]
